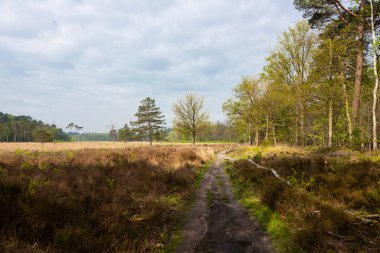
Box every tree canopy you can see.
[131,97,166,145]
[0,112,69,142]
[172,93,209,145]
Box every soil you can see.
[175,152,275,253]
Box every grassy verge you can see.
[225,160,296,253]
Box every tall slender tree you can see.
[370,0,379,150]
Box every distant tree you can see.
[74,125,83,134]
[109,124,118,143]
[118,124,133,142]
[71,133,111,141]
[32,127,53,144]
[131,97,166,145]
[66,122,75,133]
[0,112,68,142]
[173,93,209,145]
[223,77,264,146]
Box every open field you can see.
[0,144,233,252]
[226,145,380,252]
[0,141,236,152]
[2,142,378,252]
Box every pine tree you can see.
[132,97,165,145]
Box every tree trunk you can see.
[328,38,333,148]
[370,0,379,150]
[300,101,305,145]
[249,122,253,146]
[265,114,269,142]
[294,108,299,145]
[341,61,353,143]
[192,131,196,145]
[255,127,259,146]
[148,121,152,145]
[351,19,364,126]
[328,99,333,148]
[272,123,277,146]
[245,122,248,145]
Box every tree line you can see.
[224,1,380,150]
[0,94,238,144]
[0,112,69,143]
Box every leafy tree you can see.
[131,97,166,145]
[118,124,133,142]
[32,127,53,143]
[223,77,264,145]
[294,0,380,127]
[264,20,317,145]
[0,112,69,142]
[310,37,345,147]
[173,93,209,145]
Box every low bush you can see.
[0,145,222,252]
[228,151,380,253]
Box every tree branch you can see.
[333,0,357,17]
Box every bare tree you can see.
[109,123,118,144]
[173,93,209,145]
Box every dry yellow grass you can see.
[227,144,311,159]
[0,141,232,152]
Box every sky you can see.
[0,0,302,132]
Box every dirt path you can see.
[175,152,275,253]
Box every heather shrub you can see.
[230,151,380,252]
[0,145,226,252]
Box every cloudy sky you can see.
[0,0,302,132]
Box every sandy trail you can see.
[175,152,274,253]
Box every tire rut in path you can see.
[175,152,275,253]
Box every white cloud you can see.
[0,0,302,131]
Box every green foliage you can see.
[287,169,315,190]
[173,93,209,144]
[28,179,49,194]
[0,112,69,142]
[118,123,133,141]
[131,97,166,144]
[105,178,115,189]
[32,127,53,143]
[252,151,263,163]
[70,132,112,141]
[194,161,211,188]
